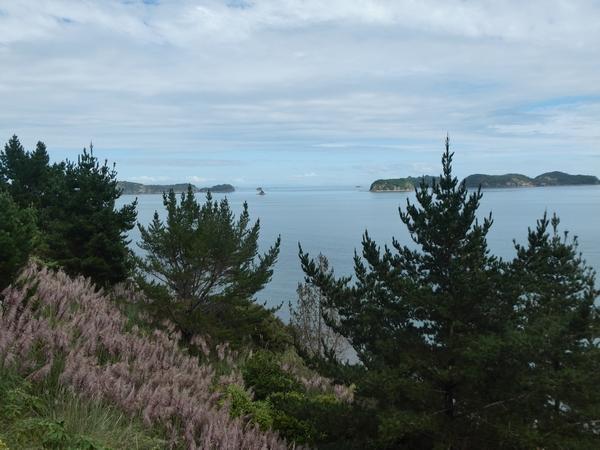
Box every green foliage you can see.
[222,384,274,430]
[268,391,368,448]
[0,135,54,209]
[0,368,164,450]
[290,254,348,360]
[300,138,600,448]
[369,176,436,192]
[242,351,303,400]
[42,144,137,286]
[508,213,600,447]
[137,186,284,348]
[240,351,372,449]
[0,191,38,291]
[0,135,137,287]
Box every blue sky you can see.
[1,0,599,187]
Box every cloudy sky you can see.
[1,0,599,186]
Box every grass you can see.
[0,367,166,450]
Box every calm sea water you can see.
[118,185,600,320]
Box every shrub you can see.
[222,384,274,430]
[241,351,303,400]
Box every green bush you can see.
[268,391,366,447]
[241,351,303,400]
[240,350,373,448]
[222,384,274,430]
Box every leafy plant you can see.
[242,351,303,400]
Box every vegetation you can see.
[42,145,137,286]
[370,171,599,191]
[0,136,137,286]
[1,133,599,449]
[301,137,600,448]
[239,350,361,448]
[0,191,38,291]
[0,367,165,449]
[533,171,600,186]
[136,186,284,348]
[118,181,235,195]
[509,213,600,447]
[197,184,236,193]
[289,254,348,360]
[463,172,534,188]
[369,176,436,192]
[0,264,287,449]
[0,136,55,210]
[463,171,600,188]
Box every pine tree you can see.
[300,138,521,448]
[43,144,137,286]
[137,186,282,347]
[0,191,38,291]
[509,213,600,447]
[0,136,53,209]
[289,254,348,360]
[0,135,26,189]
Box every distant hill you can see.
[369,176,437,192]
[463,173,534,188]
[370,171,599,192]
[118,181,235,195]
[533,171,600,186]
[196,184,236,193]
[463,172,600,188]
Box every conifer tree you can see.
[0,136,54,209]
[0,192,38,291]
[509,213,600,447]
[43,144,137,286]
[300,138,521,448]
[290,254,348,360]
[137,186,282,346]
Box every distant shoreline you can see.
[117,181,235,195]
[370,172,600,192]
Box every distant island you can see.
[118,181,235,195]
[370,171,600,192]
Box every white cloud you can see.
[2,1,599,46]
[293,172,317,178]
[188,175,212,184]
[129,175,170,183]
[0,0,599,183]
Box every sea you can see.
[118,185,600,320]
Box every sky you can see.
[1,0,599,187]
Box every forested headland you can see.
[117,181,235,195]
[370,171,600,191]
[1,135,599,450]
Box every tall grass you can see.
[0,366,165,449]
[0,263,290,449]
